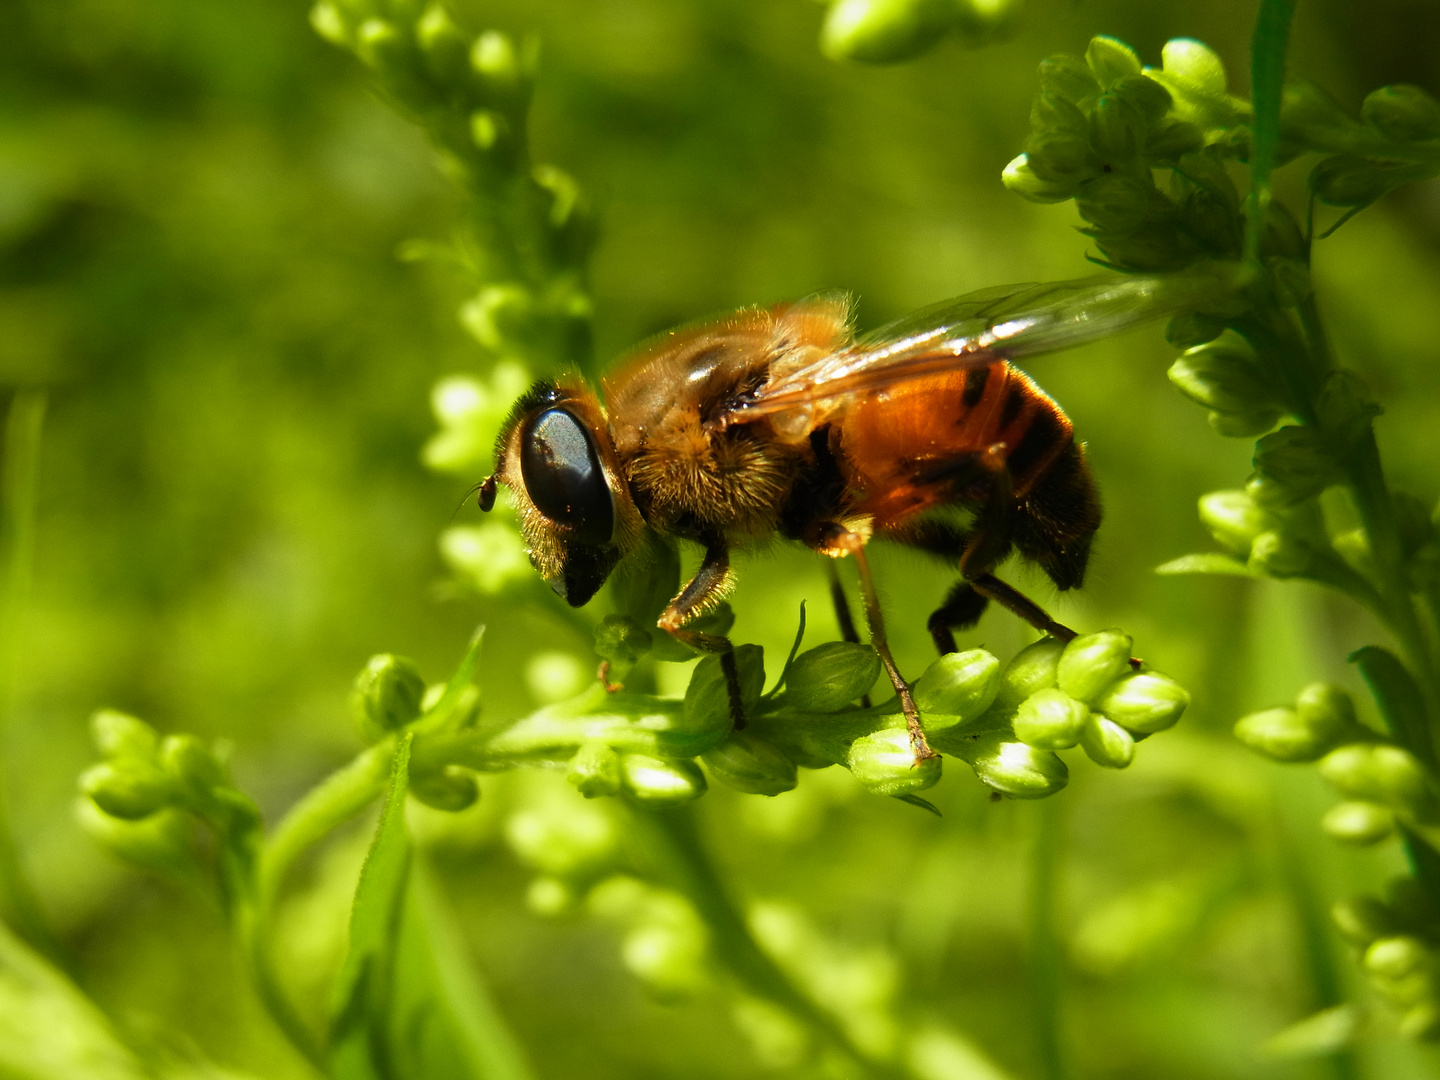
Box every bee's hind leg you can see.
[927,582,990,655]
[967,572,1077,643]
[824,560,871,708]
[658,533,747,729]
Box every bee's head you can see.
[481,378,644,607]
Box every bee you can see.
[477,271,1221,758]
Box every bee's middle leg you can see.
[657,534,746,729]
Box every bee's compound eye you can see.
[520,408,615,545]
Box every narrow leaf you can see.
[1155,553,1256,576]
[416,625,485,733]
[1246,0,1298,264]
[330,733,414,1080]
[1350,645,1435,764]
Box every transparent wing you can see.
[724,265,1238,423]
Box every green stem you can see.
[1029,797,1069,1080]
[631,804,904,1079]
[239,739,396,1071]
[0,390,64,969]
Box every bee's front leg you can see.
[657,534,746,729]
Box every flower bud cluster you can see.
[986,633,1188,772]
[1168,333,1286,438]
[1283,81,1440,218]
[1235,682,1440,850]
[78,710,260,877]
[1003,36,1259,271]
[353,653,485,811]
[1333,879,1440,1040]
[818,0,1018,65]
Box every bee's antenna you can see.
[450,476,498,523]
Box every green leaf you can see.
[1245,0,1297,265]
[416,626,485,734]
[388,864,536,1080]
[1350,645,1435,765]
[330,732,415,1080]
[0,918,149,1080]
[1155,553,1256,576]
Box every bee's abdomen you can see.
[838,362,1074,528]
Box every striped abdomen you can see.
[835,361,1074,530]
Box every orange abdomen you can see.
[837,362,1073,530]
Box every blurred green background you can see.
[4,0,1440,1076]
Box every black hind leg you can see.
[928,581,990,655]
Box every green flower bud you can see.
[415,3,467,81]
[158,735,228,800]
[1235,706,1340,763]
[1168,342,1280,414]
[1038,55,1101,108]
[79,761,175,821]
[1086,36,1142,89]
[621,755,708,805]
[912,649,1001,728]
[1076,173,1151,232]
[1094,671,1189,733]
[568,741,623,798]
[1164,312,1224,349]
[1199,489,1277,556]
[1089,94,1146,161]
[1282,80,1368,149]
[1079,714,1135,768]
[1024,132,1099,184]
[996,637,1065,710]
[1091,225,1196,271]
[594,614,653,670]
[846,728,941,797]
[469,109,508,152]
[1144,120,1206,161]
[1031,91,1089,138]
[1319,743,1435,815]
[506,803,618,879]
[440,522,532,594]
[409,764,479,812]
[1332,895,1399,946]
[1314,369,1380,444]
[1208,408,1281,438]
[470,30,522,97]
[610,540,681,626]
[354,18,407,74]
[1365,936,1431,981]
[683,645,764,734]
[1056,629,1133,704]
[526,875,575,917]
[310,2,350,47]
[91,710,159,761]
[76,800,195,874]
[1322,800,1395,845]
[1266,256,1312,308]
[702,732,798,797]
[1399,1002,1440,1041]
[1309,154,1396,207]
[1295,682,1358,742]
[1263,201,1308,259]
[459,283,534,351]
[1002,154,1079,204]
[1159,38,1227,98]
[1111,74,1172,125]
[622,911,710,1000]
[1248,529,1313,578]
[819,0,952,64]
[353,654,426,735]
[1363,85,1440,143]
[1013,688,1090,750]
[784,642,880,712]
[1250,426,1340,506]
[960,732,1067,798]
